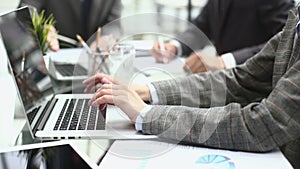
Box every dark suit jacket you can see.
[143,5,300,168]
[179,0,294,64]
[19,0,122,41]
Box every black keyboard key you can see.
[96,106,106,130]
[59,99,76,130]
[78,99,90,130]
[27,106,41,124]
[69,99,84,130]
[54,99,69,130]
[87,106,97,130]
[54,98,105,131]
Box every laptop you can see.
[0,140,98,169]
[47,48,89,81]
[0,6,156,140]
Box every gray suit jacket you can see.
[19,0,122,41]
[143,5,300,168]
[178,0,294,64]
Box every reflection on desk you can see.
[14,123,112,165]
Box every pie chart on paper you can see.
[195,154,236,169]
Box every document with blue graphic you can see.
[99,140,292,169]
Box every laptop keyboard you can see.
[53,99,106,131]
[55,64,87,76]
[27,106,42,124]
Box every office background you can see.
[0,0,205,28]
[0,0,207,39]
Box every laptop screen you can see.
[0,7,54,111]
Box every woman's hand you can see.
[88,84,148,123]
[83,73,151,102]
[82,73,113,93]
[83,73,151,123]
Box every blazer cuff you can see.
[135,105,152,131]
[147,83,159,104]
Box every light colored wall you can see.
[0,0,19,14]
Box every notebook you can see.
[0,140,98,169]
[0,6,156,140]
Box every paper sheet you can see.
[99,140,293,169]
[133,57,188,82]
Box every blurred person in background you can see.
[152,0,294,73]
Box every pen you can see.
[57,34,78,46]
[76,34,93,54]
[158,37,168,63]
[92,27,102,74]
[96,27,101,53]
[21,51,26,72]
[158,36,165,52]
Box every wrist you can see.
[136,85,151,102]
[217,56,226,69]
[131,103,147,123]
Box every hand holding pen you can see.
[150,38,178,63]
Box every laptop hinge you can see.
[33,98,58,133]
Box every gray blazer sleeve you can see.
[142,32,300,152]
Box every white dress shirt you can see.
[171,40,237,69]
[135,83,159,131]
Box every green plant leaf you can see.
[31,9,56,55]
